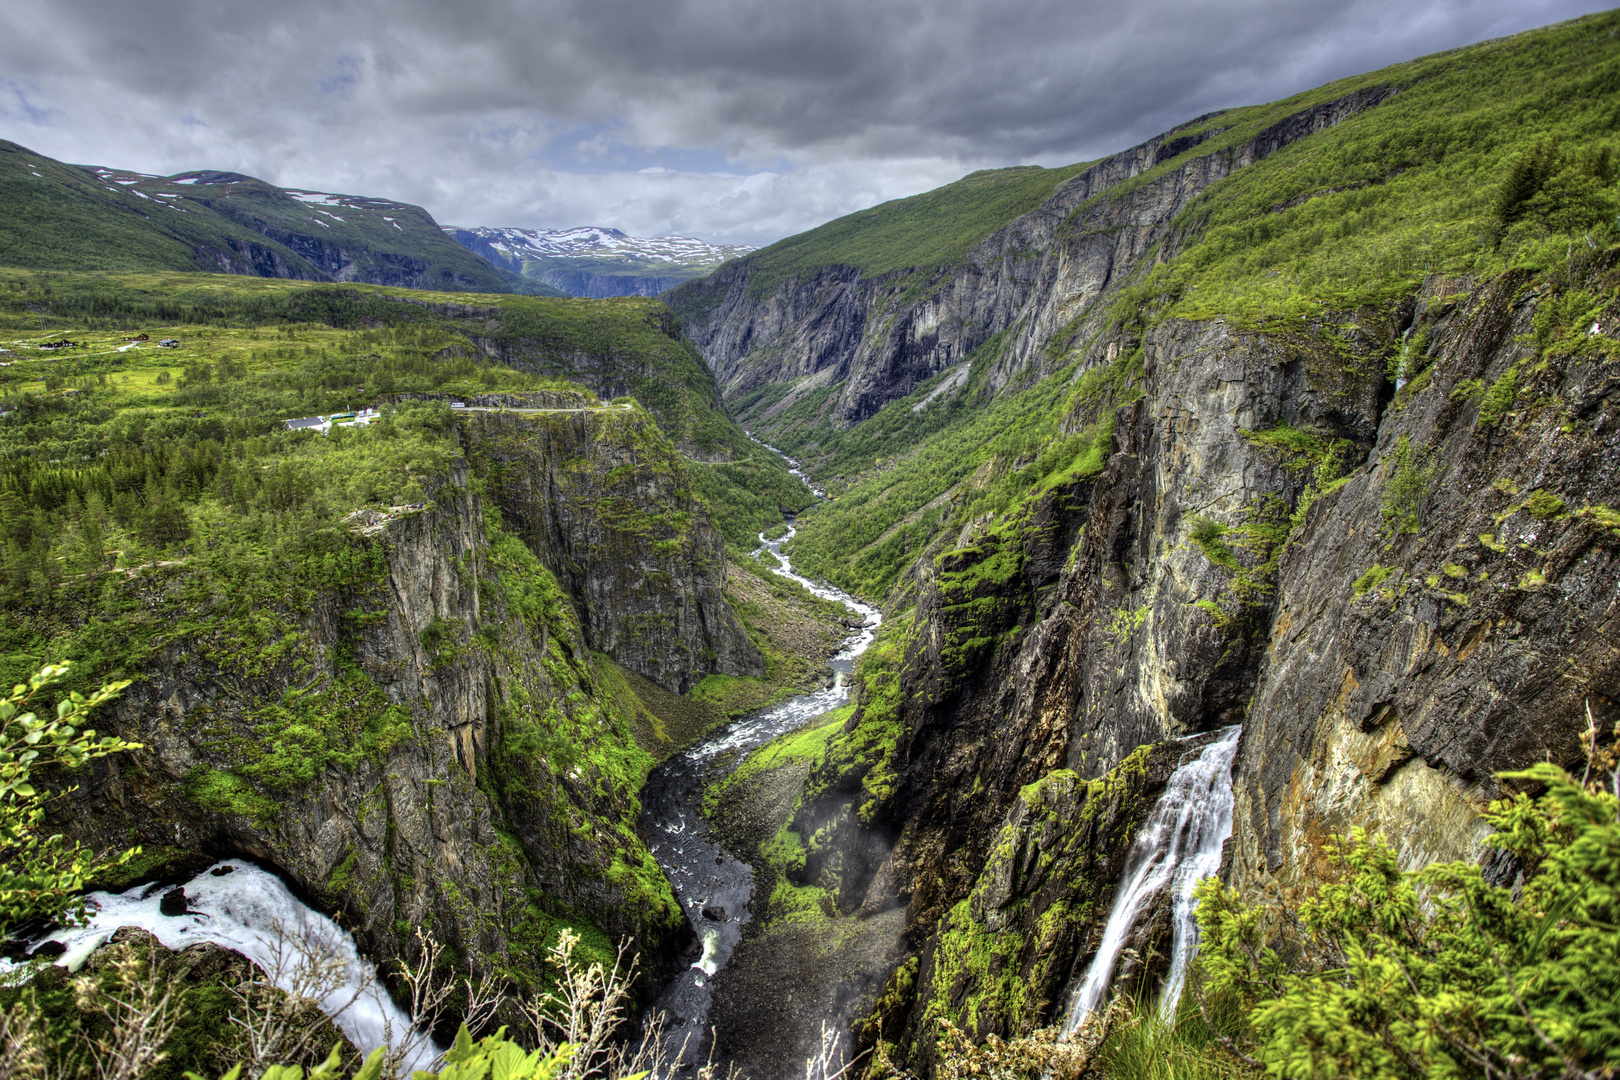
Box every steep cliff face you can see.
[533,269,696,300]
[760,264,1618,1072]
[1227,267,1620,902]
[667,87,1392,432]
[50,401,760,991]
[458,400,762,692]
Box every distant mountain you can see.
[447,225,754,298]
[0,140,562,295]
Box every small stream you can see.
[643,523,880,1071]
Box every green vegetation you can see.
[1352,564,1396,596]
[1115,12,1620,324]
[690,13,1620,361]
[708,615,913,927]
[704,706,850,819]
[677,16,1620,606]
[1477,364,1522,428]
[0,270,804,553]
[0,663,136,938]
[687,456,817,550]
[913,748,1161,1066]
[1195,761,1620,1079]
[1380,434,1438,539]
[1187,517,1239,570]
[1522,487,1568,521]
[687,670,799,720]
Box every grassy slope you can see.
[0,141,564,295]
[1123,10,1620,321]
[729,164,1090,301]
[0,143,248,273]
[742,10,1620,601]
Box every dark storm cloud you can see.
[0,0,1609,244]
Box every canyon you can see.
[3,11,1618,1080]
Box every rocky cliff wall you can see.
[48,402,760,994]
[771,263,1618,1073]
[668,87,1394,432]
[1227,267,1620,903]
[535,269,696,299]
[457,402,763,692]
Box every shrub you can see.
[0,663,137,939]
[1523,488,1567,521]
[1352,565,1394,596]
[1477,365,1521,429]
[1188,517,1239,569]
[1195,759,1620,1079]
[1380,435,1437,538]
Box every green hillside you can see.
[721,164,1091,300]
[751,10,1620,599]
[0,272,807,551]
[680,11,1617,318]
[0,142,563,295]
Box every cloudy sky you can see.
[0,0,1609,246]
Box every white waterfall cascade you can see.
[1060,726,1242,1031]
[0,859,438,1073]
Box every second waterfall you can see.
[1060,726,1243,1031]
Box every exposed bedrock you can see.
[774,267,1618,1074]
[669,86,1396,431]
[458,403,762,692]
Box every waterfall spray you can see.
[3,860,438,1072]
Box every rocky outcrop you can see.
[766,263,1619,1073]
[668,88,1395,432]
[48,403,763,996]
[458,401,763,692]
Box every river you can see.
[641,523,880,1071]
[0,449,867,1077]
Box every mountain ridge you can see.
[450,224,754,298]
[0,141,564,295]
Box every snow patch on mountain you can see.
[447,225,754,266]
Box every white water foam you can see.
[2,859,437,1072]
[1061,726,1242,1029]
[752,525,881,665]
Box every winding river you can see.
[642,522,880,1071]
[0,446,868,1077]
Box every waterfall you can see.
[1,859,438,1073]
[1060,726,1242,1030]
